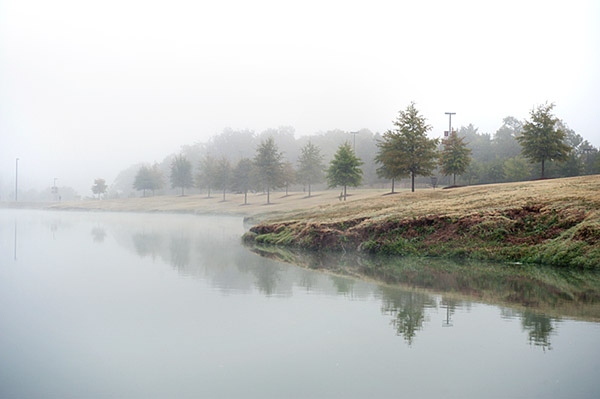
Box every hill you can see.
[243,175,600,268]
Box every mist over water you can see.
[1,210,599,398]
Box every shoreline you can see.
[243,175,600,269]
[5,175,600,268]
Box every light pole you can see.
[15,158,19,202]
[350,131,359,152]
[52,178,59,201]
[445,112,456,137]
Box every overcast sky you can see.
[1,0,599,196]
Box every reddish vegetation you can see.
[247,204,593,266]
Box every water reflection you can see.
[3,210,600,398]
[132,232,162,259]
[330,275,355,295]
[90,227,106,243]
[73,213,599,350]
[380,287,434,345]
[522,311,554,350]
[250,245,600,319]
[14,220,17,260]
[169,235,191,269]
[441,298,458,327]
[246,244,600,348]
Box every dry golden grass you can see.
[46,188,391,218]
[47,176,600,224]
[267,175,600,224]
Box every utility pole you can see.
[15,158,19,202]
[350,131,359,152]
[445,112,456,138]
[52,178,59,201]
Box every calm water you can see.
[1,209,599,399]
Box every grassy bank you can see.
[244,175,600,268]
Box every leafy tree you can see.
[133,164,163,197]
[170,155,193,196]
[493,116,522,159]
[482,159,506,183]
[281,161,296,196]
[150,164,164,194]
[463,159,483,185]
[439,130,472,186]
[232,158,253,205]
[375,129,408,193]
[91,178,107,199]
[516,103,571,178]
[213,157,231,201]
[254,137,284,204]
[296,141,324,197]
[547,123,592,177]
[503,156,532,182]
[387,103,439,192]
[196,154,217,198]
[578,141,599,175]
[326,142,363,201]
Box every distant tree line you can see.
[109,102,598,200]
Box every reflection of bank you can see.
[106,216,568,349]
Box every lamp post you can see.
[445,112,456,137]
[350,131,359,152]
[52,178,59,201]
[15,158,19,202]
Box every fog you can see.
[1,0,599,197]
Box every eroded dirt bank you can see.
[244,176,600,268]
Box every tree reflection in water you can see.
[90,227,106,243]
[169,234,191,269]
[99,216,600,348]
[380,286,434,345]
[330,275,355,295]
[132,232,162,261]
[521,311,555,350]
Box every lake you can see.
[1,209,599,398]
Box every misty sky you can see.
[1,0,599,196]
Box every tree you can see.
[170,155,193,196]
[196,154,217,198]
[253,137,284,204]
[375,130,408,193]
[516,103,571,178]
[463,159,482,185]
[133,164,163,197]
[281,161,296,196]
[232,158,253,205]
[493,116,522,159]
[91,178,107,199]
[386,103,439,192]
[547,123,589,177]
[326,142,363,201]
[213,157,231,201]
[439,130,472,186]
[297,141,324,197]
[503,156,532,182]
